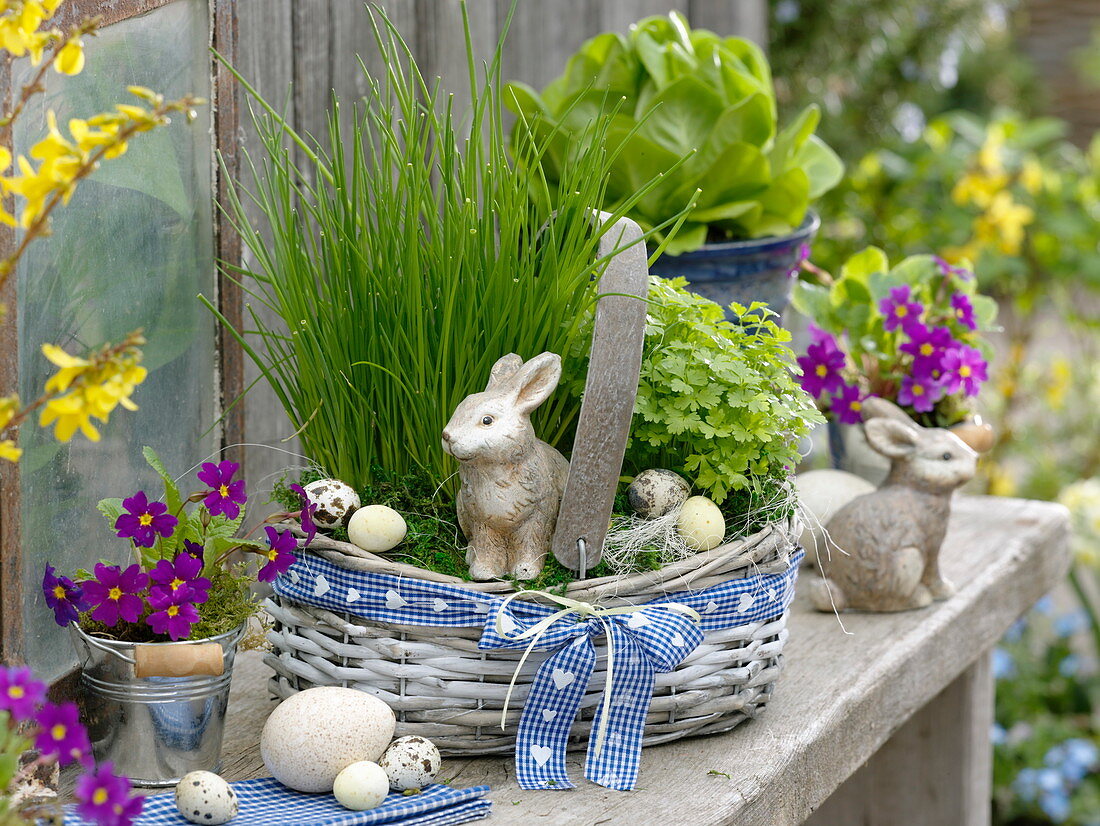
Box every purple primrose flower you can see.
[42,563,89,626]
[940,346,988,397]
[197,461,247,520]
[880,285,924,332]
[950,292,978,330]
[74,762,143,826]
[146,591,201,641]
[290,483,318,546]
[0,666,47,721]
[830,383,865,425]
[897,374,943,413]
[114,491,177,548]
[934,256,973,280]
[80,563,149,627]
[35,701,91,766]
[148,549,211,606]
[258,526,298,583]
[797,337,846,398]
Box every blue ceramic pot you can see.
[648,211,819,318]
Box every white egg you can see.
[303,479,361,528]
[347,505,407,553]
[260,687,396,793]
[175,771,238,825]
[378,736,441,791]
[677,495,726,551]
[627,469,691,519]
[333,761,390,811]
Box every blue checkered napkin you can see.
[65,781,492,826]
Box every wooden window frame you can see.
[0,0,243,665]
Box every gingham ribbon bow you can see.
[478,592,703,791]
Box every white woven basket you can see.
[264,517,798,755]
[262,214,802,756]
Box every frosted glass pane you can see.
[15,0,216,680]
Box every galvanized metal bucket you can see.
[70,624,243,787]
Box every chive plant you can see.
[208,5,688,499]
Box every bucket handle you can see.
[79,631,137,665]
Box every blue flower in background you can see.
[992,647,1016,680]
[774,0,800,23]
[1046,738,1099,785]
[1004,617,1028,642]
[1040,788,1072,823]
[1059,654,1080,677]
[1034,595,1054,615]
[991,723,1007,746]
[1053,611,1089,638]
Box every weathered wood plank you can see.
[689,0,769,46]
[552,216,649,572]
[805,654,994,826]
[212,496,1068,825]
[496,0,602,91]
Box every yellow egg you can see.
[677,496,726,551]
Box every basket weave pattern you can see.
[264,518,797,755]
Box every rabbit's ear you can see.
[511,352,562,414]
[486,353,523,391]
[864,418,921,459]
[860,396,916,425]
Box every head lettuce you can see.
[506,11,843,254]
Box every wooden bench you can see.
[208,495,1069,825]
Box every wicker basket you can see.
[262,214,802,763]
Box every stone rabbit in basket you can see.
[442,352,570,581]
[809,398,977,613]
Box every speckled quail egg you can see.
[677,495,726,551]
[627,469,691,519]
[347,505,407,553]
[175,771,238,825]
[333,761,390,811]
[303,479,361,528]
[260,686,396,793]
[378,736,441,791]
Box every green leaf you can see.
[970,294,999,329]
[755,167,810,233]
[841,246,889,282]
[768,104,819,176]
[637,76,727,157]
[144,446,183,558]
[790,280,832,325]
[796,135,844,198]
[97,497,125,529]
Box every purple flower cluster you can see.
[796,327,866,424]
[45,459,310,642]
[798,279,990,419]
[0,663,140,825]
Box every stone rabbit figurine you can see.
[442,352,570,581]
[809,399,977,612]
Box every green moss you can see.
[281,465,788,590]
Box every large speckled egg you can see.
[378,736,441,791]
[175,771,238,825]
[627,469,691,519]
[677,495,726,551]
[303,479,361,528]
[333,761,390,811]
[347,505,407,553]
[260,687,396,793]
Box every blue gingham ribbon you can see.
[273,548,802,792]
[65,781,491,825]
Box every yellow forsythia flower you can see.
[951,170,1009,209]
[52,34,82,74]
[38,339,146,443]
[0,393,18,429]
[41,341,90,392]
[1020,156,1044,196]
[973,192,1034,255]
[1045,357,1071,411]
